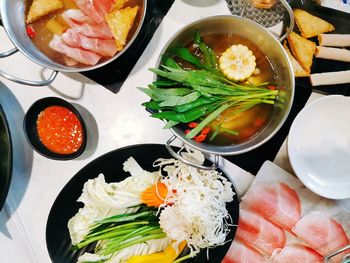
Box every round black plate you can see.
[46,144,239,263]
[0,104,12,211]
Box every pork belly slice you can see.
[62,29,117,57]
[242,182,301,231]
[75,0,115,24]
[49,35,101,65]
[235,209,286,257]
[292,211,350,263]
[222,240,267,263]
[62,9,113,39]
[271,244,323,263]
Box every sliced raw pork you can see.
[292,211,349,262]
[271,244,323,263]
[235,209,286,257]
[62,9,113,39]
[62,29,117,57]
[75,0,114,23]
[222,240,267,263]
[241,182,301,231]
[49,35,101,65]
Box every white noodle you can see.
[155,157,235,258]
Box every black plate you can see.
[0,104,12,211]
[290,0,350,95]
[46,144,239,263]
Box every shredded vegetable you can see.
[154,157,234,258]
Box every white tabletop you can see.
[0,0,348,262]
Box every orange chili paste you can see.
[36,105,83,154]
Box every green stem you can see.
[173,253,195,263]
[101,232,167,256]
[87,221,150,238]
[186,103,231,138]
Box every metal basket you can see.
[225,0,294,41]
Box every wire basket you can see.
[225,0,294,41]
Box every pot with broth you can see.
[25,0,143,67]
[0,0,146,85]
[141,16,294,160]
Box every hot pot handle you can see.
[240,0,294,42]
[0,47,18,58]
[166,135,220,171]
[0,68,58,86]
[0,47,58,86]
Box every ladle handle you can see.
[240,0,294,42]
[0,47,58,86]
[166,135,220,170]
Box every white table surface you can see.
[0,0,348,262]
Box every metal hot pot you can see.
[155,15,295,169]
[0,0,147,86]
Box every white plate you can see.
[288,95,350,199]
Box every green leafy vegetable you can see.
[140,31,279,139]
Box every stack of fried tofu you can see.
[284,9,335,77]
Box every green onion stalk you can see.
[73,206,166,259]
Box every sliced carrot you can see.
[141,183,169,207]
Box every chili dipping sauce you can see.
[36,105,83,154]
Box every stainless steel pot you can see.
[157,15,295,169]
[0,0,147,86]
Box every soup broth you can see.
[25,0,143,67]
[175,33,277,145]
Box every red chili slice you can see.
[194,134,207,142]
[201,127,211,135]
[26,25,36,38]
[188,122,198,128]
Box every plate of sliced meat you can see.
[222,160,350,263]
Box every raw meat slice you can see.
[75,0,114,23]
[292,212,349,262]
[222,240,267,263]
[62,29,117,57]
[271,244,323,263]
[62,9,113,39]
[241,182,301,231]
[49,35,101,65]
[235,209,286,257]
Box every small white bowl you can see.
[288,95,350,200]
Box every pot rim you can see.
[154,15,295,156]
[0,0,147,72]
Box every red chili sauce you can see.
[36,105,83,154]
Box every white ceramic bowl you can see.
[288,95,350,199]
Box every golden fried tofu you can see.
[26,0,63,24]
[288,32,316,73]
[105,6,139,51]
[111,0,130,12]
[283,41,309,77]
[294,9,335,38]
